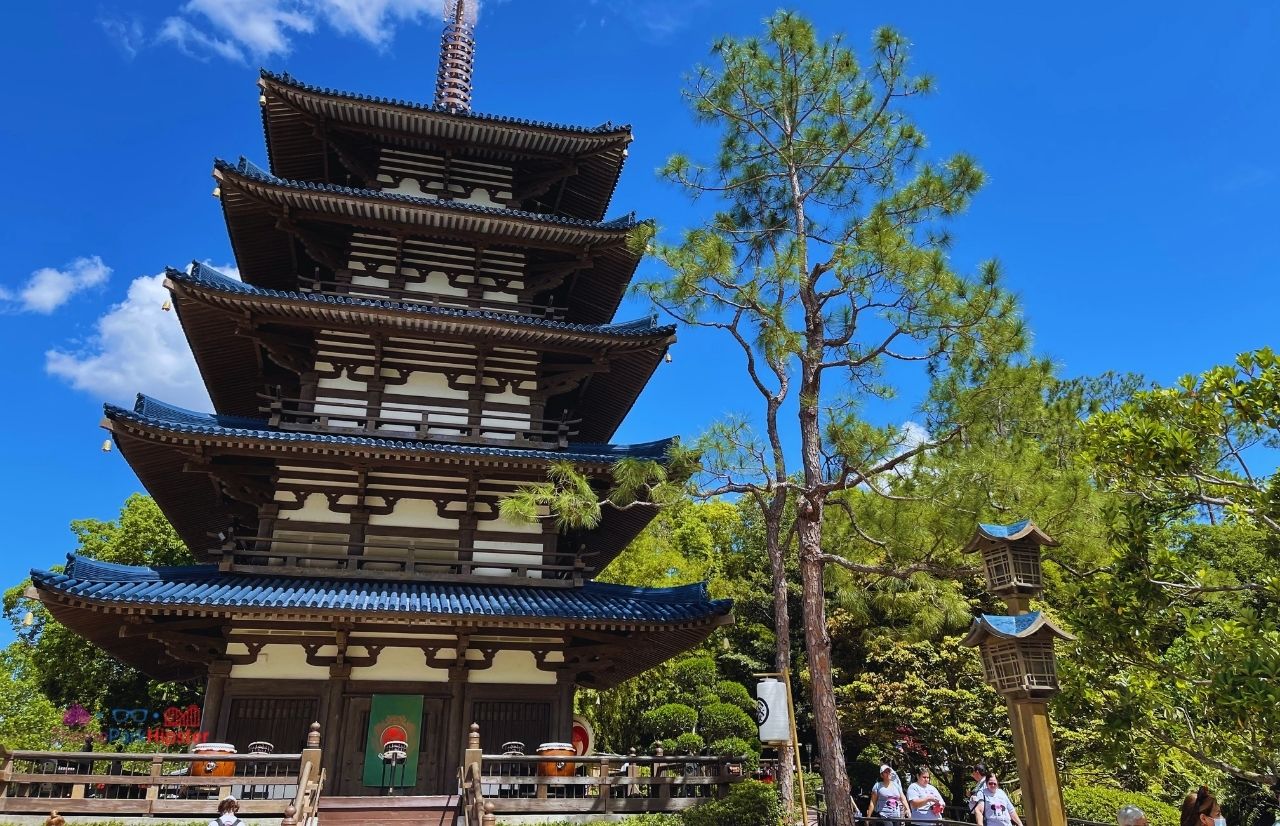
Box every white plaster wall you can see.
[468,650,555,685]
[228,644,327,680]
[367,498,459,531]
[348,646,451,682]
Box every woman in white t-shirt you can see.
[974,774,1024,826]
[907,765,947,822]
[869,764,906,825]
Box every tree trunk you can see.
[764,497,796,818]
[797,354,853,826]
[798,511,852,826]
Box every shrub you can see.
[708,736,761,771]
[671,657,718,693]
[672,731,706,754]
[714,679,756,714]
[1062,785,1180,826]
[699,702,757,743]
[643,702,699,742]
[682,779,780,826]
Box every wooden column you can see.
[201,659,234,740]
[1008,700,1066,826]
[321,662,351,781]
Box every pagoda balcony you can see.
[214,533,589,584]
[301,269,569,321]
[259,393,581,448]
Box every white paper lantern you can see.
[756,678,791,744]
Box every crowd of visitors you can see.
[854,761,1024,826]
[853,761,1224,826]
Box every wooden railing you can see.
[259,393,580,447]
[302,272,568,320]
[459,723,748,825]
[0,723,324,822]
[214,533,588,584]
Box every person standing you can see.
[870,764,907,825]
[974,773,1024,826]
[907,766,947,822]
[968,764,988,821]
[1181,787,1225,826]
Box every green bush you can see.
[1062,785,1180,826]
[714,679,756,714]
[699,702,757,742]
[682,779,780,826]
[643,702,699,741]
[672,731,706,754]
[671,657,719,693]
[708,736,761,771]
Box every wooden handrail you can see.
[302,275,568,320]
[258,392,581,427]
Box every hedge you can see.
[1063,784,1181,826]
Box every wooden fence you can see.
[0,723,324,822]
[458,723,749,825]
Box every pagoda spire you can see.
[434,0,477,111]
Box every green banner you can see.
[362,694,423,788]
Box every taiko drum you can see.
[536,743,576,777]
[190,742,237,778]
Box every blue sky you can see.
[0,0,1277,601]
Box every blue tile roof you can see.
[217,157,641,231]
[976,520,1032,539]
[980,612,1044,636]
[172,262,672,338]
[33,555,731,624]
[261,70,630,136]
[106,394,675,463]
[961,611,1075,646]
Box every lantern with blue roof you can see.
[965,520,1057,612]
[961,612,1075,700]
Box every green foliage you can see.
[672,658,718,692]
[1061,785,1180,826]
[671,732,707,754]
[643,703,699,743]
[714,680,755,714]
[501,446,700,533]
[1,494,199,737]
[1074,352,1280,788]
[1085,348,1280,534]
[699,702,757,744]
[836,635,1013,802]
[0,647,62,749]
[681,780,780,826]
[708,737,761,771]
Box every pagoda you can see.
[30,2,731,797]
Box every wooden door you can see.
[335,695,449,796]
[471,701,551,754]
[224,697,320,754]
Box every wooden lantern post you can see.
[962,522,1074,826]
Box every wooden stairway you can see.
[318,794,460,826]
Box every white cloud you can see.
[157,16,246,62]
[316,0,441,46]
[44,262,239,411]
[151,0,476,62]
[2,256,111,314]
[100,16,147,59]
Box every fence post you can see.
[600,755,612,813]
[626,747,638,798]
[482,801,496,826]
[0,749,12,798]
[281,802,297,826]
[145,755,162,801]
